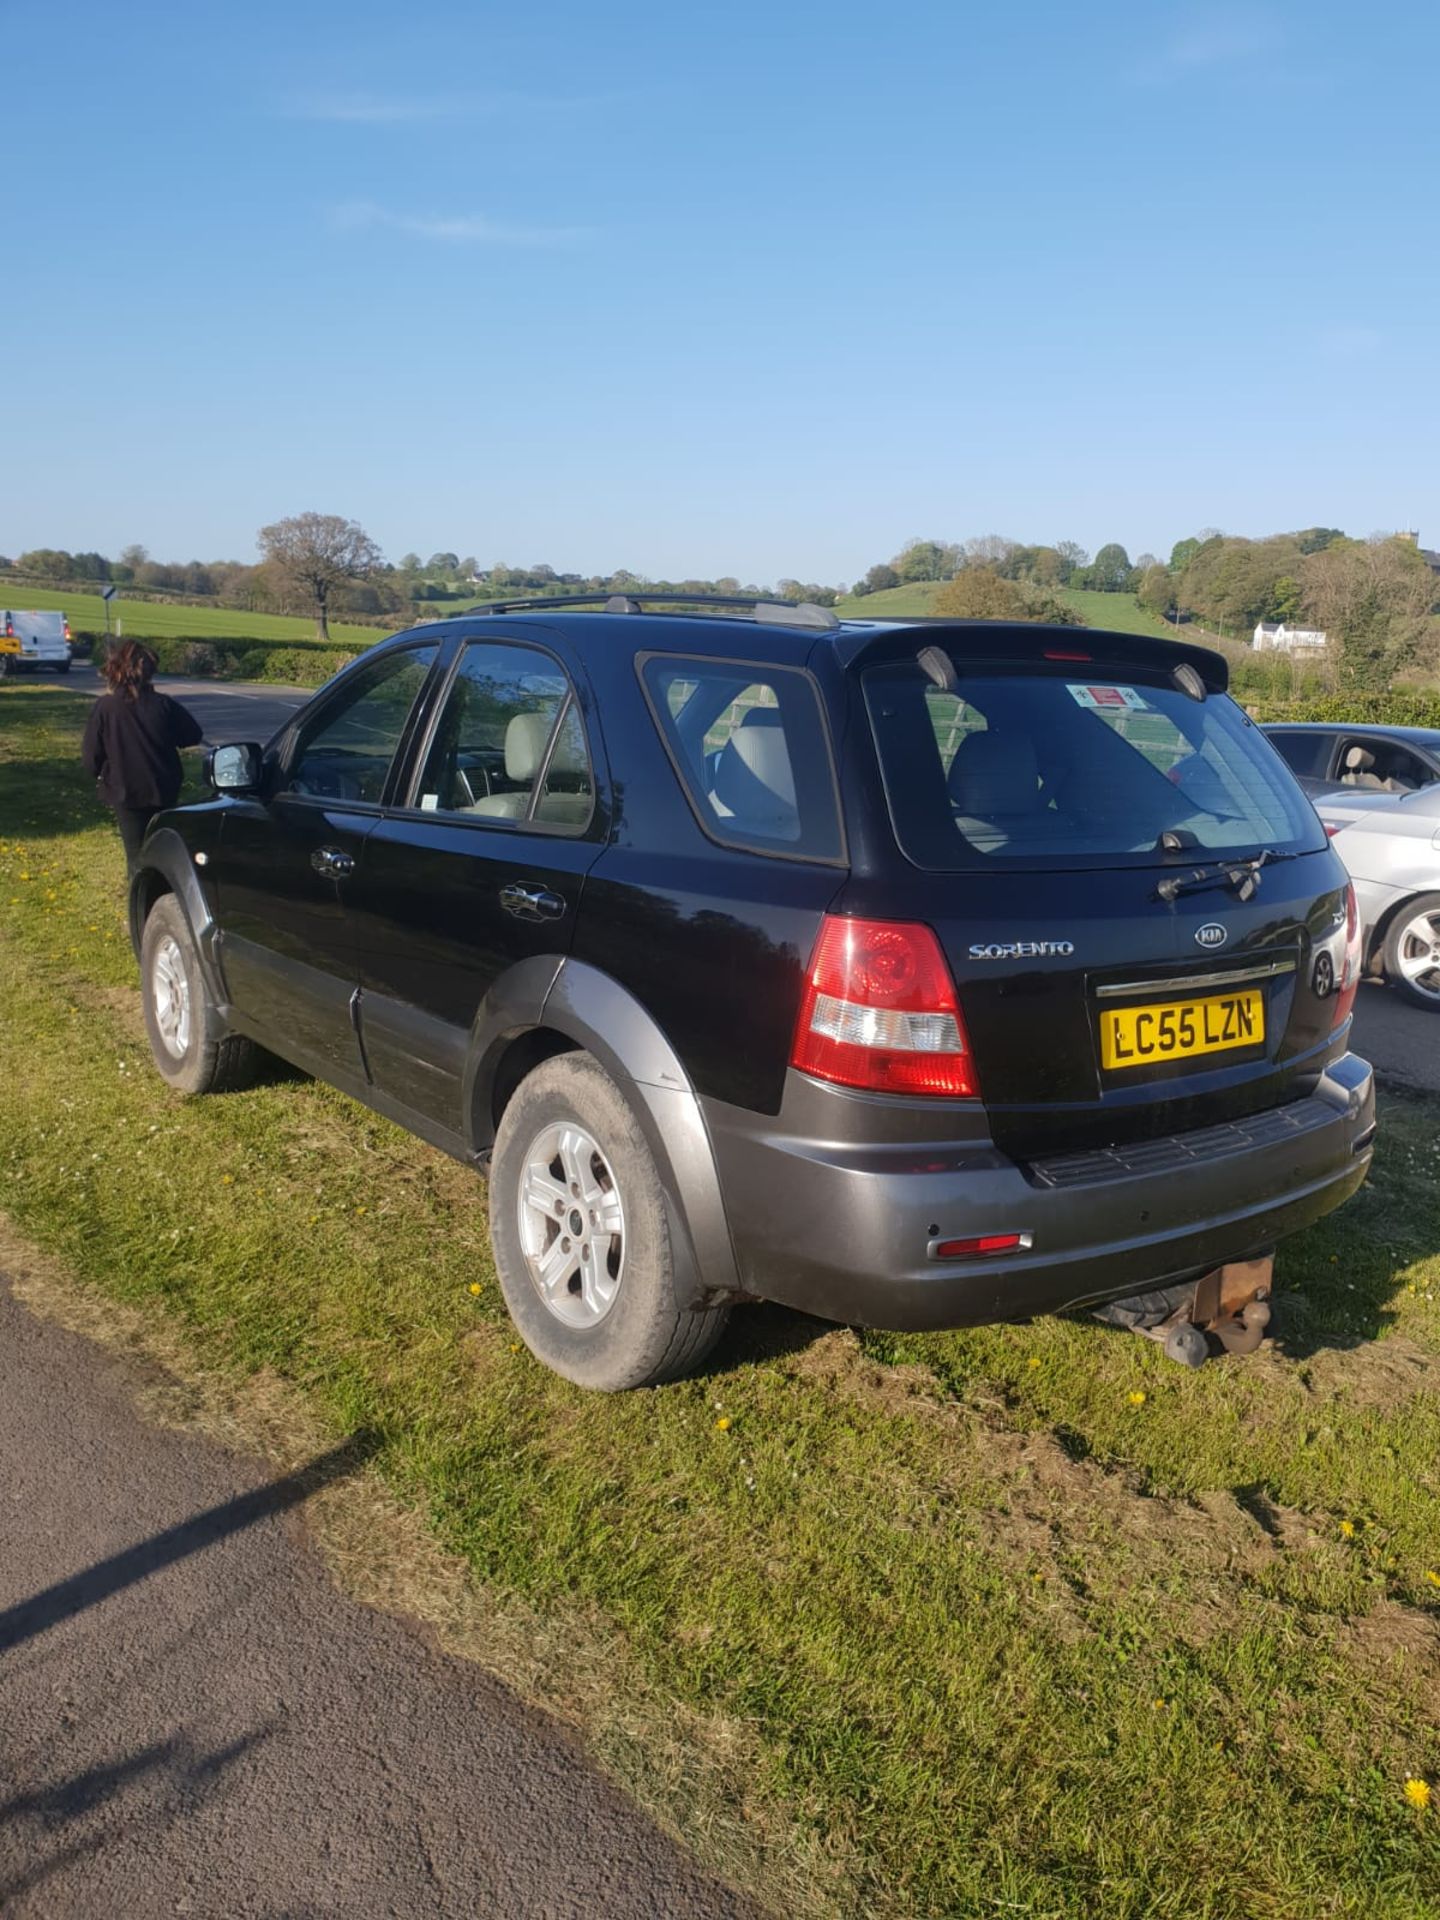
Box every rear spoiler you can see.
[833,619,1229,693]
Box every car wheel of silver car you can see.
[141,895,259,1094]
[488,1051,729,1390]
[1383,892,1440,1011]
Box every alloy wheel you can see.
[151,934,192,1057]
[1394,906,1440,1004]
[516,1121,626,1328]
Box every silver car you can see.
[1317,783,1440,1009]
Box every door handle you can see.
[499,883,567,921]
[311,846,356,878]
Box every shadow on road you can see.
[0,1431,379,1654]
[0,1727,275,1908]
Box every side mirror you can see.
[208,741,264,794]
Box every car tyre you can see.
[141,895,259,1094]
[1382,893,1440,1011]
[489,1051,729,1390]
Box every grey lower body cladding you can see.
[702,1054,1375,1330]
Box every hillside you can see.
[835,579,1185,640]
[0,582,380,648]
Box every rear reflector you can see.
[791,916,978,1098]
[930,1233,1029,1259]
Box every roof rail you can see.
[464,591,840,631]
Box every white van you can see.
[1,610,72,675]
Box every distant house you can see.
[1396,530,1440,573]
[1253,621,1327,651]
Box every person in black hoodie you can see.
[81,642,204,870]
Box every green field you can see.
[0,581,381,648]
[3,685,1440,1917]
[835,580,1187,641]
[833,581,950,619]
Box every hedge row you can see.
[1248,691,1440,728]
[76,632,368,688]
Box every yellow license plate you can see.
[1100,988,1265,1071]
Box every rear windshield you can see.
[863,661,1324,871]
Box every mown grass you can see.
[4,680,1440,1917]
[833,580,1184,642]
[0,581,380,648]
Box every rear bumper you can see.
[703,1054,1375,1330]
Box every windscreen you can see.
[863,660,1324,872]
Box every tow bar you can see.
[1093,1254,1274,1368]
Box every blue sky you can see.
[2,0,1436,583]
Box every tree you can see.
[1137,564,1173,616]
[1089,543,1133,592]
[896,538,953,583]
[257,512,383,639]
[426,551,459,576]
[398,552,423,574]
[961,534,1017,571]
[1054,541,1088,581]
[1296,527,1345,555]
[1301,537,1439,692]
[119,543,149,573]
[862,562,900,594]
[931,569,1083,625]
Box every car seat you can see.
[467,712,563,819]
[947,732,1046,852]
[1341,746,1386,790]
[710,708,799,840]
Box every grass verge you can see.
[4,680,1440,1918]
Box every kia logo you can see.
[1194,923,1228,950]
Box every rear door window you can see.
[640,656,843,862]
[1266,730,1335,780]
[864,662,1323,871]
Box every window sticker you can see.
[419,793,439,812]
[1067,683,1151,712]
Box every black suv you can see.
[130,597,1376,1389]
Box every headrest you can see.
[947,731,1042,815]
[1344,745,1375,771]
[713,720,798,837]
[505,711,554,781]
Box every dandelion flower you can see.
[715,1415,732,1431]
[1404,1778,1431,1811]
[1426,1570,1440,1590]
[1027,1356,1041,1370]
[220,1174,233,1185]
[1339,1519,1356,1539]
[509,1342,521,1353]
[468,1282,482,1296]
[1127,1390,1147,1408]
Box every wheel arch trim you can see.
[128,831,226,1003]
[463,957,742,1302]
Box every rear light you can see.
[1043,649,1091,661]
[791,916,979,1098]
[1324,823,1341,838]
[1333,882,1361,1029]
[3,619,11,638]
[63,619,71,640]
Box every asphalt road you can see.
[0,1277,759,1920]
[69,663,309,745]
[1351,979,1440,1094]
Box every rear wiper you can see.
[1155,847,1297,904]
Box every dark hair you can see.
[101,640,158,699]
